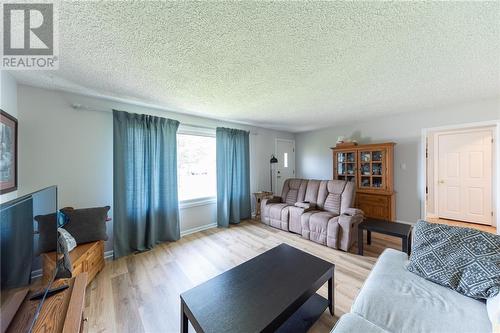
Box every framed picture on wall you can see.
[0,109,18,194]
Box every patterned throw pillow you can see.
[58,227,77,252]
[407,220,500,299]
[55,227,73,279]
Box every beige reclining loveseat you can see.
[261,178,364,251]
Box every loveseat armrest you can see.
[289,205,315,215]
[342,208,364,218]
[262,196,282,206]
[337,213,364,251]
[288,205,316,234]
[294,201,317,210]
[260,196,283,224]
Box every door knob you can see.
[438,180,445,184]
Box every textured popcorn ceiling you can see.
[11,1,500,132]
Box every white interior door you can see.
[275,139,295,194]
[437,129,493,225]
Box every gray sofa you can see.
[261,178,364,251]
[332,249,491,333]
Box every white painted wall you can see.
[295,98,500,223]
[17,85,294,251]
[0,72,18,203]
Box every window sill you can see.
[179,197,217,209]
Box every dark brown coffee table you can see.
[180,243,335,333]
[358,218,413,255]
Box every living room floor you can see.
[427,217,496,234]
[83,220,401,333]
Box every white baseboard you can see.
[100,224,216,261]
[395,220,415,225]
[104,250,114,260]
[180,223,217,237]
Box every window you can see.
[177,132,216,201]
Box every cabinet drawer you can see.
[357,193,389,205]
[356,193,394,220]
[72,261,85,276]
[42,241,105,287]
[84,242,105,283]
[87,253,104,274]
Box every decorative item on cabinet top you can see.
[335,136,358,148]
[331,142,396,221]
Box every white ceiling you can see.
[11,1,500,132]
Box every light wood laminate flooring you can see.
[84,220,402,333]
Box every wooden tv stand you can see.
[3,273,88,333]
[42,240,105,286]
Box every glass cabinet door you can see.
[359,151,370,188]
[336,151,356,182]
[338,161,345,176]
[358,149,385,189]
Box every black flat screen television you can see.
[0,186,59,331]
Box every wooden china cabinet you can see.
[331,142,395,221]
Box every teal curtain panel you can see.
[216,127,251,227]
[113,110,180,258]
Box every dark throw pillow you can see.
[34,213,58,254]
[407,220,500,299]
[60,206,110,244]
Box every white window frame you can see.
[177,124,217,209]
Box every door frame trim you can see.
[274,138,296,193]
[420,120,500,232]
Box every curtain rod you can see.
[71,103,257,134]
[71,103,216,130]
